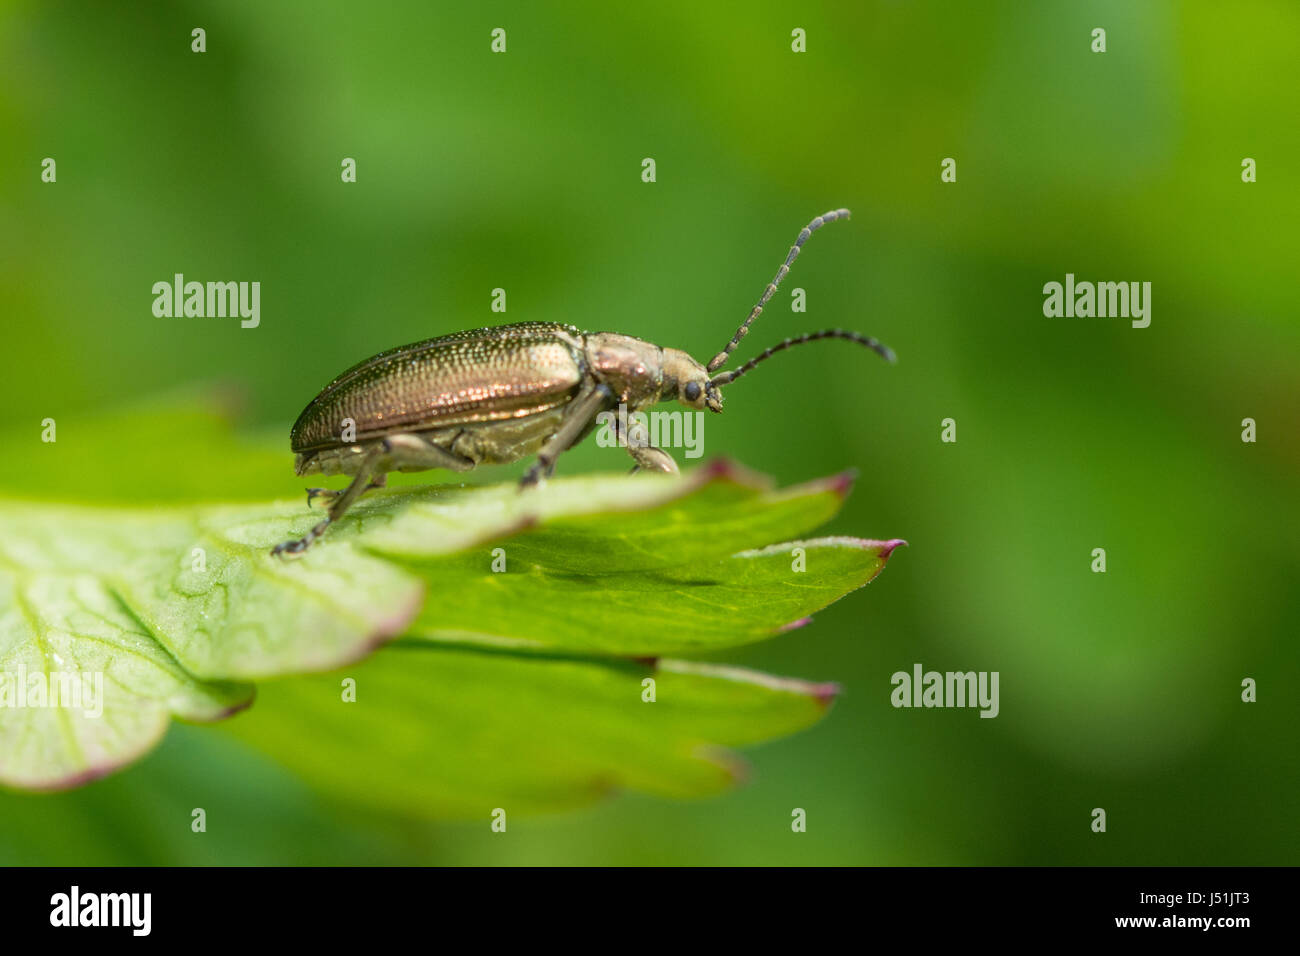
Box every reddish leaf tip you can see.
[828,469,858,498]
[691,457,773,491]
[876,538,908,559]
[810,681,842,707]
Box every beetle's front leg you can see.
[610,414,679,475]
[626,443,679,475]
[519,385,613,488]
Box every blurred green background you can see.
[2,0,1297,864]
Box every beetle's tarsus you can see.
[271,518,331,557]
[271,536,310,558]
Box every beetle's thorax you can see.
[583,333,712,411]
[584,332,664,407]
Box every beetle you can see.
[272,208,894,555]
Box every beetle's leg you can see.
[610,414,679,475]
[273,443,388,556]
[276,435,476,556]
[519,385,613,488]
[306,475,387,508]
[376,433,477,473]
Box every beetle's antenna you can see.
[707,208,852,373]
[708,329,895,387]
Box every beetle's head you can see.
[662,348,723,413]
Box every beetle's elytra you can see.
[273,209,895,555]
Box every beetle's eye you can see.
[684,381,702,402]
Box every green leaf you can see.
[360,459,854,572]
[0,501,425,683]
[396,535,903,656]
[0,563,252,790]
[2,396,904,802]
[219,643,839,818]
